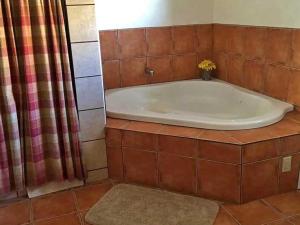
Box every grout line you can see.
[32,211,78,223]
[75,74,102,79]
[87,167,108,172]
[71,190,80,212]
[78,107,104,112]
[220,205,242,225]
[71,40,99,44]
[29,199,34,224]
[261,199,287,218]
[81,138,105,143]
[75,75,102,80]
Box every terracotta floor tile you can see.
[288,215,300,225]
[79,210,91,225]
[74,182,113,210]
[264,191,300,216]
[264,219,294,225]
[224,200,283,225]
[31,191,76,221]
[213,208,238,225]
[34,213,81,225]
[0,200,30,225]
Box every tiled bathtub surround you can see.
[99,25,212,89]
[105,111,300,203]
[213,24,300,108]
[100,23,300,110]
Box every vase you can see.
[201,70,212,81]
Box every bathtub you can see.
[105,79,294,130]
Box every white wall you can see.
[213,0,300,28]
[95,0,213,30]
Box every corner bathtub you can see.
[105,80,294,130]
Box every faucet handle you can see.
[145,67,155,76]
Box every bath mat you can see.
[85,184,219,225]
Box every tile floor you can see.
[0,180,299,225]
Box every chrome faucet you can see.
[145,67,155,76]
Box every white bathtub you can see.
[105,80,294,130]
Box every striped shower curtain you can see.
[0,0,84,195]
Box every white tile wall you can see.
[66,0,95,5]
[67,0,107,182]
[86,168,109,183]
[75,76,104,110]
[79,108,106,141]
[67,5,98,42]
[72,42,102,77]
[82,139,107,170]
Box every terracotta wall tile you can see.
[227,26,245,55]
[158,135,198,157]
[213,24,230,53]
[105,128,122,147]
[197,160,241,203]
[172,54,198,80]
[122,131,157,150]
[106,118,131,129]
[120,58,147,87]
[118,29,147,59]
[227,55,244,86]
[172,26,197,54]
[99,30,119,60]
[198,141,241,164]
[292,30,300,68]
[213,52,228,80]
[243,27,266,60]
[196,24,213,53]
[279,153,300,193]
[197,50,212,64]
[147,56,173,83]
[288,69,300,106]
[100,24,213,89]
[264,65,291,101]
[158,153,197,193]
[281,134,300,155]
[106,147,123,180]
[123,148,158,186]
[242,159,279,202]
[243,139,281,163]
[102,60,120,89]
[146,27,172,56]
[243,59,265,92]
[265,28,292,65]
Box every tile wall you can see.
[66,0,108,182]
[99,25,213,89]
[105,114,300,203]
[213,24,300,108]
[100,23,300,110]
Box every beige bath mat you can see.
[85,184,219,225]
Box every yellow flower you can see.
[198,60,216,71]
